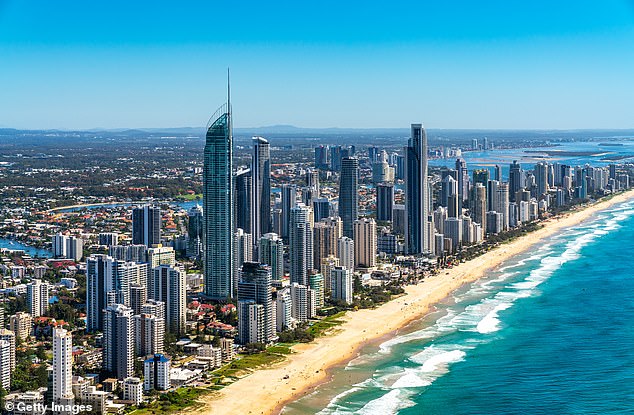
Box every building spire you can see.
[227,67,231,114]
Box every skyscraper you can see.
[455,158,469,207]
[144,354,171,392]
[473,183,487,237]
[204,93,234,300]
[150,265,186,335]
[440,175,459,217]
[376,183,394,222]
[87,255,148,331]
[234,228,253,293]
[312,198,330,222]
[306,168,320,196]
[187,204,203,258]
[313,216,342,271]
[0,329,15,371]
[535,162,550,197]
[405,123,429,254]
[509,160,523,202]
[234,167,252,234]
[103,304,134,380]
[314,145,329,170]
[252,137,271,251]
[27,279,49,318]
[259,233,284,280]
[331,266,353,305]
[0,340,11,390]
[281,184,297,240]
[337,236,354,272]
[132,206,161,247]
[237,262,274,344]
[353,218,377,269]
[289,204,313,286]
[52,328,74,408]
[134,313,165,357]
[338,157,359,238]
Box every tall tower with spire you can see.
[203,71,234,299]
[405,123,429,254]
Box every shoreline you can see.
[189,189,634,415]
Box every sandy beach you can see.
[189,189,634,415]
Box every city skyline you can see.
[2,2,634,130]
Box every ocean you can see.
[283,197,634,414]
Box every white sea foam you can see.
[390,370,433,388]
[409,346,467,368]
[476,302,512,333]
[377,309,458,354]
[356,389,414,415]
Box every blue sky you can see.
[1,1,634,130]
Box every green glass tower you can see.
[204,85,234,300]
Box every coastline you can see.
[189,189,634,415]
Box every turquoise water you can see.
[429,140,634,180]
[284,197,634,414]
[0,238,52,257]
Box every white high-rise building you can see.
[143,354,171,391]
[0,340,11,390]
[331,266,353,304]
[9,312,32,341]
[353,218,376,269]
[87,255,149,331]
[141,300,166,321]
[53,234,83,261]
[275,287,292,332]
[233,228,253,292]
[133,313,165,357]
[290,283,316,322]
[337,236,354,272]
[27,279,49,318]
[103,304,134,380]
[150,265,186,335]
[123,377,143,405]
[52,234,67,258]
[0,329,15,371]
[66,236,84,262]
[237,301,264,344]
[444,217,463,249]
[52,328,74,409]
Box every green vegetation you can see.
[131,387,209,415]
[211,347,290,379]
[11,354,49,391]
[277,324,315,343]
[307,311,347,337]
[176,193,202,201]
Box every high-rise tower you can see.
[405,123,429,254]
[132,206,161,247]
[204,76,234,300]
[338,157,359,238]
[252,137,271,252]
[52,328,74,408]
[289,204,313,286]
